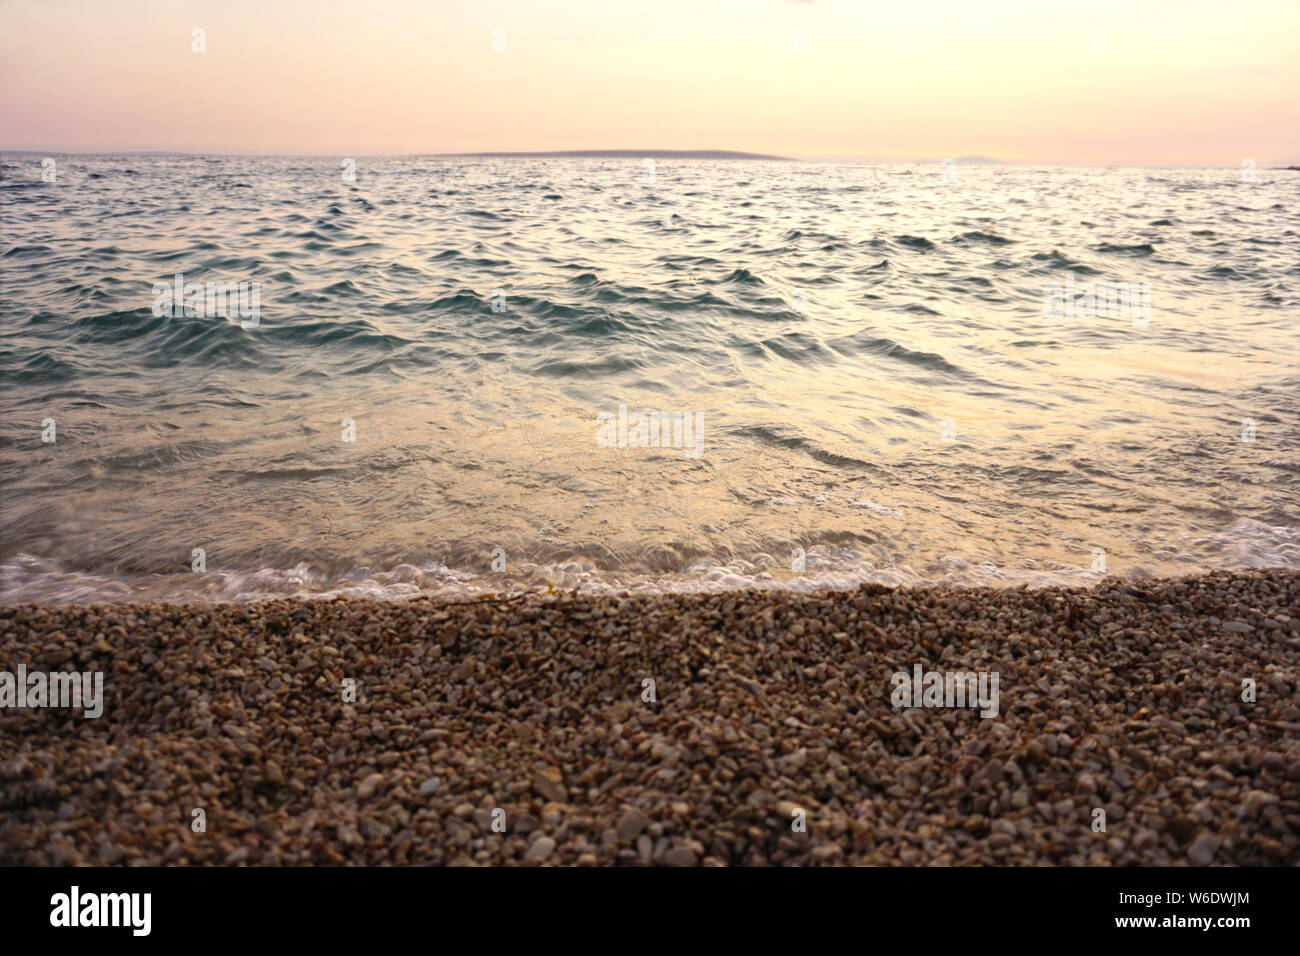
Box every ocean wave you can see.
[7,525,1299,606]
[1095,241,1157,256]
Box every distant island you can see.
[448,149,791,161]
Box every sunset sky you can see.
[1,0,1297,164]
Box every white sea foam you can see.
[4,527,1298,606]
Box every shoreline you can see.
[2,567,1297,865]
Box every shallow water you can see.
[1,155,1297,603]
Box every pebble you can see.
[532,768,567,803]
[356,773,385,800]
[663,845,697,866]
[1187,832,1220,866]
[525,837,555,861]
[617,809,649,843]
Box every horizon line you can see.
[3,147,1297,168]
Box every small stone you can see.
[532,767,567,803]
[775,800,803,819]
[1167,816,1197,843]
[356,773,385,799]
[663,845,697,866]
[1187,832,1220,866]
[616,809,648,843]
[525,837,555,861]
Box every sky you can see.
[1,0,1297,164]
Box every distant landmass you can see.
[450,149,791,161]
[0,147,793,160]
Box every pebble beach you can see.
[2,568,1298,866]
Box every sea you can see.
[1,154,1297,603]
